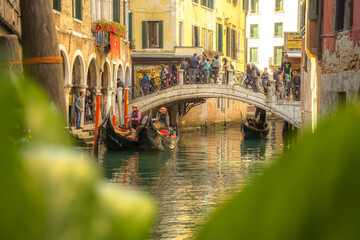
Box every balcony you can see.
[92,20,126,56]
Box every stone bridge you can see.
[128,81,301,128]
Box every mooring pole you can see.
[20,0,66,114]
[94,92,102,156]
[124,87,129,125]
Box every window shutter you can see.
[113,0,120,23]
[218,24,223,52]
[53,0,61,11]
[309,0,318,20]
[142,21,148,48]
[159,21,164,48]
[76,0,82,20]
[129,12,133,42]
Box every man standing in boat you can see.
[126,105,141,130]
[156,107,170,130]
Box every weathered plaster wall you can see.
[320,72,360,117]
[322,33,360,74]
[0,0,21,36]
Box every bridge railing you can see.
[127,69,301,101]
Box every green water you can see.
[99,120,295,239]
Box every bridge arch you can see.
[129,85,301,128]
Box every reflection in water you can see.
[100,120,294,239]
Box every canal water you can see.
[99,120,296,239]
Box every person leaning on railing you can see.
[188,53,199,83]
[222,58,231,84]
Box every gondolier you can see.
[127,105,142,130]
[156,107,170,130]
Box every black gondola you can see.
[241,119,270,138]
[147,111,180,150]
[99,114,148,151]
[241,107,270,138]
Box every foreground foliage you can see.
[196,105,360,239]
[0,72,156,240]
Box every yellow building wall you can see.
[132,0,177,52]
[132,0,246,71]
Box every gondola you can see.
[241,119,270,138]
[99,114,148,151]
[146,111,180,150]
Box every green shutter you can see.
[53,0,61,11]
[129,12,133,42]
[75,0,82,20]
[142,21,148,49]
[113,0,120,23]
[159,21,164,48]
[218,24,223,52]
[123,0,126,25]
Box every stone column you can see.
[227,69,234,85]
[105,87,112,115]
[64,85,72,127]
[266,79,277,104]
[178,69,184,85]
[117,87,124,125]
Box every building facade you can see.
[0,0,21,37]
[52,0,132,126]
[131,0,246,84]
[301,0,360,130]
[246,0,300,73]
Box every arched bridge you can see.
[127,70,301,128]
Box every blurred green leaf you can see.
[196,105,360,240]
[0,72,156,240]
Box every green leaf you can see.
[196,105,360,240]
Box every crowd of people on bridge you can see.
[114,52,301,101]
[245,61,301,101]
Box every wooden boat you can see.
[147,111,180,150]
[99,114,148,151]
[241,119,270,138]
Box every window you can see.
[250,47,258,63]
[217,23,223,52]
[274,23,283,37]
[193,0,198,3]
[201,0,214,9]
[226,28,237,59]
[113,0,120,23]
[275,0,283,12]
[231,29,237,60]
[201,28,213,50]
[53,0,61,11]
[73,0,82,20]
[250,24,258,38]
[193,26,200,47]
[142,21,163,48]
[129,12,133,42]
[251,0,259,14]
[274,47,282,65]
[226,27,230,57]
[334,0,353,32]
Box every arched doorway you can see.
[101,62,111,119]
[86,59,98,124]
[125,66,131,87]
[70,55,85,126]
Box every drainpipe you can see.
[304,0,318,132]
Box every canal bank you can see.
[99,120,296,239]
